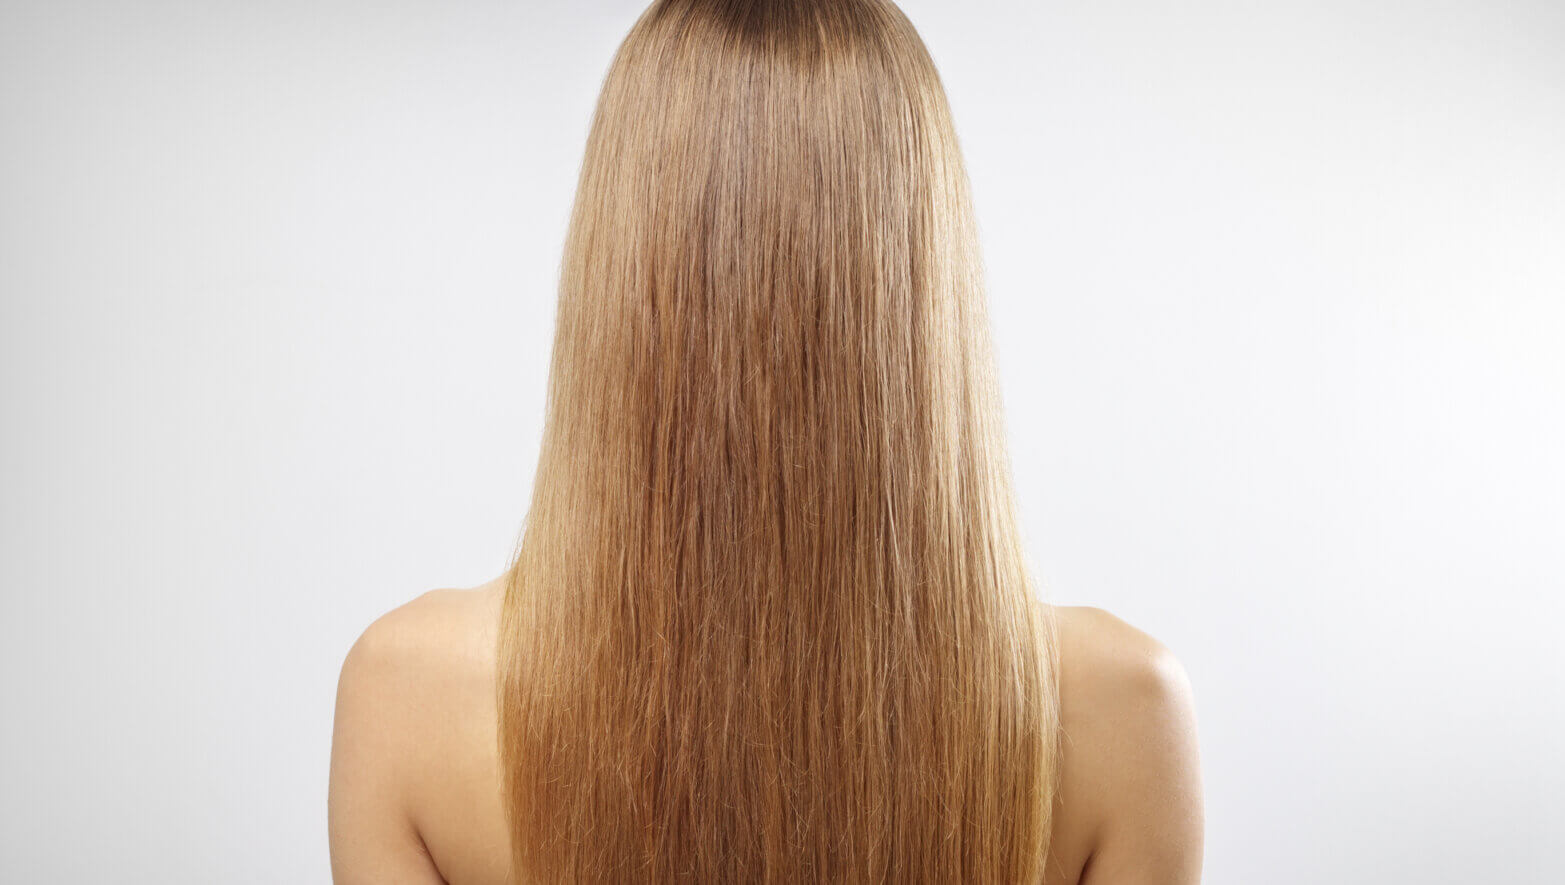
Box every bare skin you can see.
[329,577,1203,883]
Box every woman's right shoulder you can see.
[1045,605,1204,884]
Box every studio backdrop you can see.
[1,1,1561,882]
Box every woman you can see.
[329,0,1202,881]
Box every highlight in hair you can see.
[498,1,1058,880]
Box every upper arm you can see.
[1054,607,1204,885]
[328,598,449,884]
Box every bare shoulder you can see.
[1053,605,1194,716]
[330,580,503,748]
[1046,606,1204,885]
[329,576,510,885]
[339,579,504,683]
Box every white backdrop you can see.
[2,1,1560,882]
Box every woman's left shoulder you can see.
[328,577,510,883]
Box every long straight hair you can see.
[498,1,1058,880]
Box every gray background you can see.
[2,0,1561,881]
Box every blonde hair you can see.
[497,0,1058,880]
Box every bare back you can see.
[328,578,1202,884]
